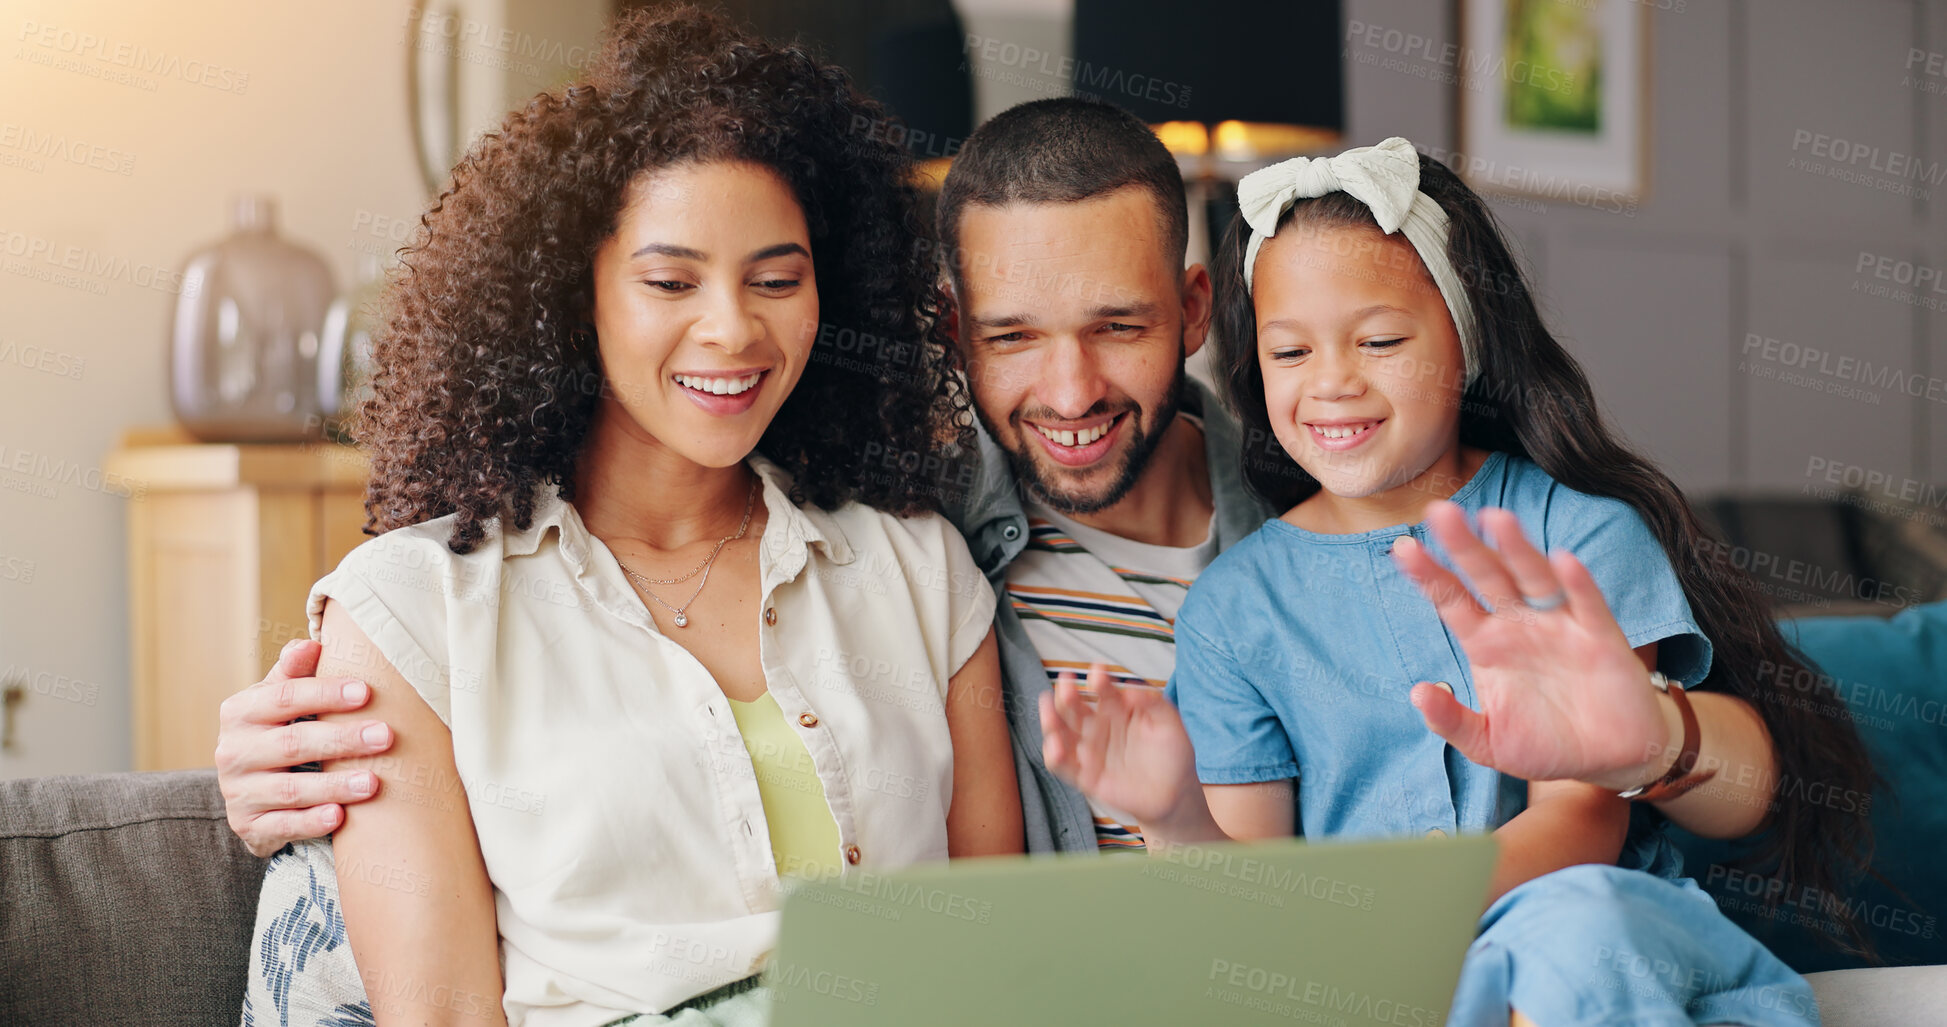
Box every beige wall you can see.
[1342,0,1946,494]
[0,0,601,778]
[955,0,1072,122]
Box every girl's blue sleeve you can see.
[1540,486,1714,686]
[1167,616,1299,785]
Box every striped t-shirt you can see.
[1004,496,1218,851]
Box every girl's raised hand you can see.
[1038,664,1203,830]
[1390,502,1671,789]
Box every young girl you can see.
[1041,138,1876,1026]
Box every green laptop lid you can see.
[767,833,1497,1027]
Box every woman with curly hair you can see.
[237,7,1021,1025]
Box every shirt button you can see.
[845,844,862,865]
[799,712,819,728]
[1425,828,1448,838]
[1430,681,1454,696]
[1001,523,1021,541]
[763,607,777,626]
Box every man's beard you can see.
[978,352,1187,517]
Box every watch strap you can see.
[1618,678,1713,802]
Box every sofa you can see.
[1,769,264,1026]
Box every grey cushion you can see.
[0,769,266,1026]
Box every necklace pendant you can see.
[672,611,688,628]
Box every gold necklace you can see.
[618,476,757,628]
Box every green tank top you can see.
[726,691,843,880]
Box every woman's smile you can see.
[672,367,771,415]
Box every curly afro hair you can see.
[358,4,969,552]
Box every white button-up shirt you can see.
[305,455,997,1025]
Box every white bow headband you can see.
[1237,137,1481,387]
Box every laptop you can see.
[766,833,1497,1027]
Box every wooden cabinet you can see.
[105,428,370,770]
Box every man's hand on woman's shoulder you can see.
[214,638,395,857]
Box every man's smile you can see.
[1024,411,1127,467]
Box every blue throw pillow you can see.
[1672,600,1947,971]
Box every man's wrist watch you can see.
[1617,672,1711,802]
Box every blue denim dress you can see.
[1169,452,1818,1026]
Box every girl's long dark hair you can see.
[1209,154,1879,951]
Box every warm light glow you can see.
[1151,120,1209,156]
[1212,121,1343,161]
[911,156,954,190]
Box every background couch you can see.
[1,769,263,1025]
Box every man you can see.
[216,98,1264,856]
[927,99,1272,852]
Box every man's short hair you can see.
[935,97,1188,291]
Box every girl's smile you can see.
[1304,417,1384,451]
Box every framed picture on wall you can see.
[1456,0,1650,205]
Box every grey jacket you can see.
[938,379,1275,853]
